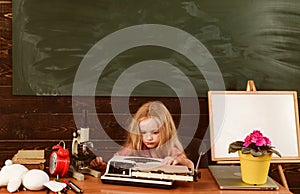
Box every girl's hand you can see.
[90,156,107,171]
[162,155,194,169]
[162,156,180,165]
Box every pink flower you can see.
[229,129,280,157]
[243,135,252,147]
[243,130,271,147]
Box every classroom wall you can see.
[1,1,300,193]
[1,1,209,164]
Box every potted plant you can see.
[228,130,281,185]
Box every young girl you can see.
[90,101,194,171]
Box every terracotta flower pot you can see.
[238,151,272,185]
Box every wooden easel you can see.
[246,80,289,190]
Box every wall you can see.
[1,0,209,164]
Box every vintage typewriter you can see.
[101,155,201,188]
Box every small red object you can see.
[49,141,70,177]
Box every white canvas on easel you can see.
[208,81,300,190]
[209,90,300,162]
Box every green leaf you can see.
[241,147,251,154]
[270,149,282,157]
[250,149,263,157]
[228,141,244,153]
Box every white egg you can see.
[22,169,50,190]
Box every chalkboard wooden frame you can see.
[208,90,300,163]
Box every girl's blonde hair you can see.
[125,101,185,158]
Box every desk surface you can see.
[0,169,292,194]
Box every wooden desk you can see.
[0,169,291,194]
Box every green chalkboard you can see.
[12,0,300,96]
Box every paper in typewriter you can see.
[132,161,190,174]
